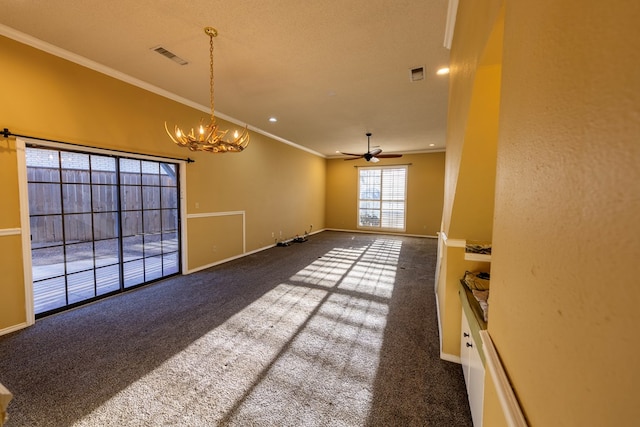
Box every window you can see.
[358,166,407,231]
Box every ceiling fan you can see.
[340,133,403,163]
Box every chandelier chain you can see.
[209,32,215,122]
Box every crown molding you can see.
[444,0,459,49]
[0,24,325,159]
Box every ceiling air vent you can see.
[409,66,425,82]
[151,46,189,65]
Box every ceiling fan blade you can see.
[338,134,389,161]
[375,153,403,158]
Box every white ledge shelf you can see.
[464,252,491,262]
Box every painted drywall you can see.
[0,234,26,330]
[447,64,500,242]
[436,6,504,423]
[489,1,640,425]
[441,0,504,237]
[0,138,21,228]
[0,35,325,331]
[0,137,24,329]
[482,370,508,427]
[186,214,245,271]
[446,0,640,425]
[325,152,445,236]
[186,130,325,250]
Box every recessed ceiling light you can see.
[269,117,277,123]
[429,143,435,147]
[436,67,450,75]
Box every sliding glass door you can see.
[26,146,180,316]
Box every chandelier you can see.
[165,27,250,153]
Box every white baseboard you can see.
[186,245,272,274]
[435,290,444,348]
[435,288,461,364]
[480,330,528,426]
[186,228,326,274]
[325,228,437,239]
[440,352,462,364]
[0,322,29,337]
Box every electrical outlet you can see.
[271,232,275,238]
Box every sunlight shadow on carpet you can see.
[70,238,400,426]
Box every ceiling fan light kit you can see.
[165,27,250,153]
[340,133,403,162]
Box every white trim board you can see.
[440,231,492,261]
[186,243,269,275]
[0,228,21,237]
[0,322,30,337]
[440,352,461,364]
[16,139,35,327]
[440,231,466,248]
[444,0,459,49]
[481,330,528,426]
[436,290,461,364]
[326,228,437,239]
[186,211,245,219]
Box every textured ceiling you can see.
[0,0,451,157]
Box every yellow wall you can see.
[0,35,325,331]
[185,130,326,253]
[447,63,500,242]
[491,1,640,425]
[482,371,508,427]
[0,234,25,329]
[441,0,504,237]
[436,0,503,376]
[0,133,25,328]
[325,152,445,236]
[446,0,640,425]
[186,214,244,271]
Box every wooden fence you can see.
[28,167,178,245]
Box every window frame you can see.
[357,165,408,232]
[17,137,187,323]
